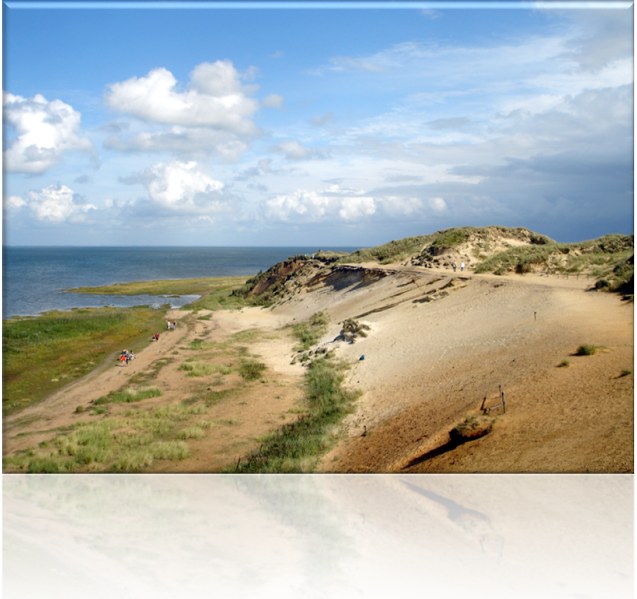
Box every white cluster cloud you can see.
[105,61,260,136]
[3,93,96,174]
[262,186,450,224]
[6,184,96,223]
[263,186,375,222]
[126,160,234,216]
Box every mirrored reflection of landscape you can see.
[3,475,633,599]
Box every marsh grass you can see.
[68,276,249,298]
[3,306,167,416]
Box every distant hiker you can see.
[453,261,457,272]
[167,321,171,330]
[173,321,177,330]
[460,262,465,272]
[120,354,127,366]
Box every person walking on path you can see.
[460,261,465,272]
[453,261,457,272]
[173,321,177,330]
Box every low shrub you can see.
[239,361,267,381]
[576,344,597,356]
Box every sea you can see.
[2,247,357,319]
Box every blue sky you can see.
[2,1,633,246]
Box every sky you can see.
[2,1,634,247]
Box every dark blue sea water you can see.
[2,247,356,318]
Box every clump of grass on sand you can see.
[94,386,162,405]
[558,359,570,368]
[239,360,267,381]
[292,312,330,351]
[341,318,370,343]
[575,344,598,356]
[178,360,232,377]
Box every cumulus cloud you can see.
[122,160,236,216]
[428,197,447,212]
[3,93,97,174]
[269,140,325,161]
[10,184,97,223]
[262,185,376,222]
[4,195,26,209]
[104,61,260,136]
[262,94,285,109]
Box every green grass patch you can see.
[177,426,205,440]
[3,306,167,416]
[67,275,249,297]
[558,359,570,368]
[239,360,267,381]
[94,386,162,405]
[474,234,633,277]
[291,312,330,351]
[178,360,232,377]
[3,399,208,473]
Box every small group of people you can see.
[452,261,465,272]
[166,321,177,330]
[119,349,134,366]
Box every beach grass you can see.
[3,401,210,473]
[2,306,167,417]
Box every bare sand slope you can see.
[307,268,633,473]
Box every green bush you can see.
[576,344,597,356]
[239,361,267,381]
